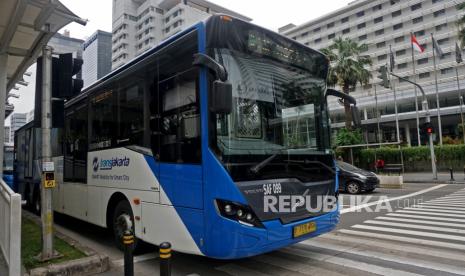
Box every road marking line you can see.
[113,252,158,267]
[428,197,465,201]
[302,240,465,275]
[425,202,465,206]
[427,199,465,203]
[435,195,465,199]
[386,213,465,223]
[338,229,465,251]
[375,216,465,228]
[282,248,424,276]
[420,201,465,206]
[340,184,447,214]
[417,202,465,207]
[351,225,465,242]
[411,204,465,211]
[405,207,465,214]
[362,220,465,234]
[396,210,465,218]
[321,233,465,261]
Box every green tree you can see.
[457,2,465,47]
[321,37,372,129]
[334,128,364,147]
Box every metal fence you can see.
[0,179,21,276]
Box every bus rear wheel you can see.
[112,200,139,251]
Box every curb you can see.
[28,254,109,276]
[23,211,110,276]
[404,180,465,185]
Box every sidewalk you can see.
[402,172,465,184]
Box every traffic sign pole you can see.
[40,45,54,260]
[390,71,437,180]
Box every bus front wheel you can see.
[112,200,139,251]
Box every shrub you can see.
[360,145,465,171]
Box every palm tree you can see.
[457,2,465,47]
[321,37,372,129]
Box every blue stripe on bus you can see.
[144,155,205,253]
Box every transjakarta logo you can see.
[93,156,130,172]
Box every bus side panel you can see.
[141,202,203,255]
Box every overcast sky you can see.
[7,0,353,123]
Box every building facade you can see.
[4,126,10,144]
[111,0,251,70]
[48,31,85,79]
[9,113,27,143]
[82,30,112,88]
[281,0,465,146]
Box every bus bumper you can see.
[205,209,340,259]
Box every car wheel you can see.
[112,200,139,251]
[346,181,361,194]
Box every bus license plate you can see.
[293,222,316,238]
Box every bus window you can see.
[90,89,116,150]
[117,84,144,147]
[64,102,88,183]
[157,31,200,164]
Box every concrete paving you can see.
[403,172,465,184]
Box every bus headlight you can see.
[215,199,264,228]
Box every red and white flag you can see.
[411,34,424,53]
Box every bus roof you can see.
[67,21,203,107]
[67,14,328,107]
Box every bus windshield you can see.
[207,18,332,173]
[212,47,328,155]
[206,18,333,182]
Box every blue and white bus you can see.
[3,143,14,189]
[15,15,358,259]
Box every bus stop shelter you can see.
[0,0,85,177]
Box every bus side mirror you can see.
[326,89,361,128]
[192,53,232,114]
[211,80,232,114]
[351,105,362,128]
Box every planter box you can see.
[378,175,403,189]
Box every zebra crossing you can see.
[215,188,465,276]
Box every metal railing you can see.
[0,179,21,276]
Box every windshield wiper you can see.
[249,154,278,174]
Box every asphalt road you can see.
[50,183,465,276]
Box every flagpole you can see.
[374,83,381,143]
[411,32,421,146]
[390,45,400,143]
[431,33,443,146]
[457,67,465,144]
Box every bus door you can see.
[155,33,203,210]
[63,101,88,220]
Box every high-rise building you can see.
[111,0,251,70]
[82,30,112,88]
[26,109,34,123]
[48,31,85,78]
[9,113,27,143]
[280,0,465,146]
[4,126,10,144]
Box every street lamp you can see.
[390,71,437,180]
[460,95,465,144]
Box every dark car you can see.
[337,161,379,194]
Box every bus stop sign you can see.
[43,172,56,188]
